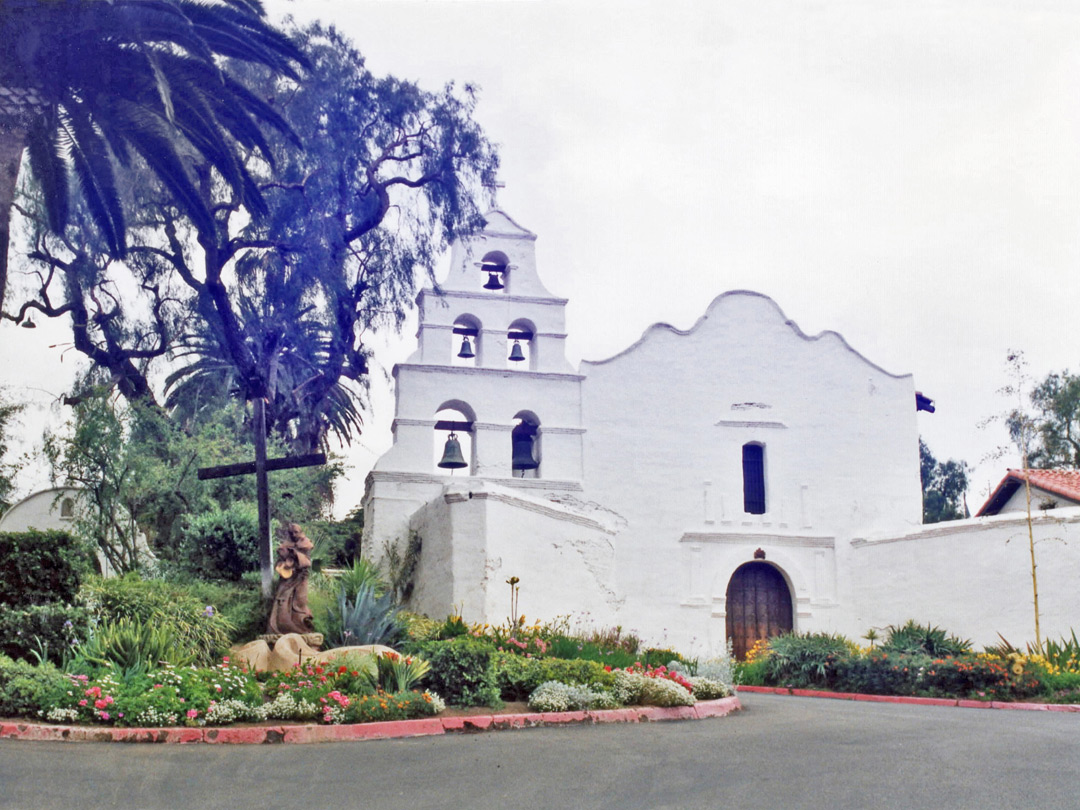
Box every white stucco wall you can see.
[404,481,621,627]
[576,290,921,650]
[853,509,1080,648]
[996,484,1080,515]
[0,488,80,533]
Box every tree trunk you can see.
[0,126,27,313]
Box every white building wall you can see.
[854,508,1080,649]
[577,291,921,650]
[0,488,80,533]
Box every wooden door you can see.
[726,562,793,660]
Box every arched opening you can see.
[451,314,481,367]
[511,411,541,478]
[506,318,536,370]
[479,251,509,292]
[725,561,792,660]
[60,497,75,519]
[742,442,766,514]
[433,401,476,476]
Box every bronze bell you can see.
[511,433,539,471]
[483,270,504,290]
[457,336,475,359]
[437,432,468,469]
[508,340,526,362]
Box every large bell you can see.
[483,270,504,290]
[437,432,468,469]
[511,433,539,472]
[457,336,475,359]
[508,340,526,362]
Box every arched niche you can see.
[506,318,536,370]
[451,314,482,367]
[511,410,541,479]
[434,401,476,475]
[479,251,509,292]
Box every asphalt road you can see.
[1,693,1077,810]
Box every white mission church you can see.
[361,210,1080,657]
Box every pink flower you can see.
[77,699,87,707]
[94,699,108,710]
[99,711,110,721]
[186,709,199,719]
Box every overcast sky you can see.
[4,0,1080,515]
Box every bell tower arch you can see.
[364,209,587,551]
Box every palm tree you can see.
[0,0,307,311]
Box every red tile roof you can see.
[976,469,1080,516]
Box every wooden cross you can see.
[196,398,325,598]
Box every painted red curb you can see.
[0,697,742,744]
[738,685,1079,713]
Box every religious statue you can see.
[267,522,315,635]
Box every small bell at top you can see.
[508,340,526,362]
[457,336,475,359]
[483,270,504,290]
[437,432,468,470]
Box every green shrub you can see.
[492,652,615,701]
[734,657,769,686]
[418,637,501,707]
[764,632,855,688]
[80,575,234,665]
[882,620,971,657]
[545,637,637,669]
[831,651,929,696]
[178,504,260,581]
[75,617,195,673]
[1042,670,1080,703]
[0,529,95,607]
[0,655,70,717]
[164,574,265,643]
[0,603,90,664]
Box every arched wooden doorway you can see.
[726,562,793,660]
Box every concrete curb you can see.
[0,696,742,745]
[737,685,1080,712]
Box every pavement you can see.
[1,691,1077,810]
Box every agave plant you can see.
[327,582,402,649]
[881,620,971,657]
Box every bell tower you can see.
[363,209,586,550]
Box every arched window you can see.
[742,443,766,514]
[451,315,481,367]
[434,402,476,476]
[479,251,509,292]
[506,318,536,370]
[60,497,75,519]
[511,411,541,478]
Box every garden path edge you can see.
[0,696,742,744]
[737,685,1080,711]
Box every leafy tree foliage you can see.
[0,0,307,312]
[920,438,969,523]
[1021,371,1080,469]
[43,382,340,573]
[0,388,24,515]
[11,21,498,453]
